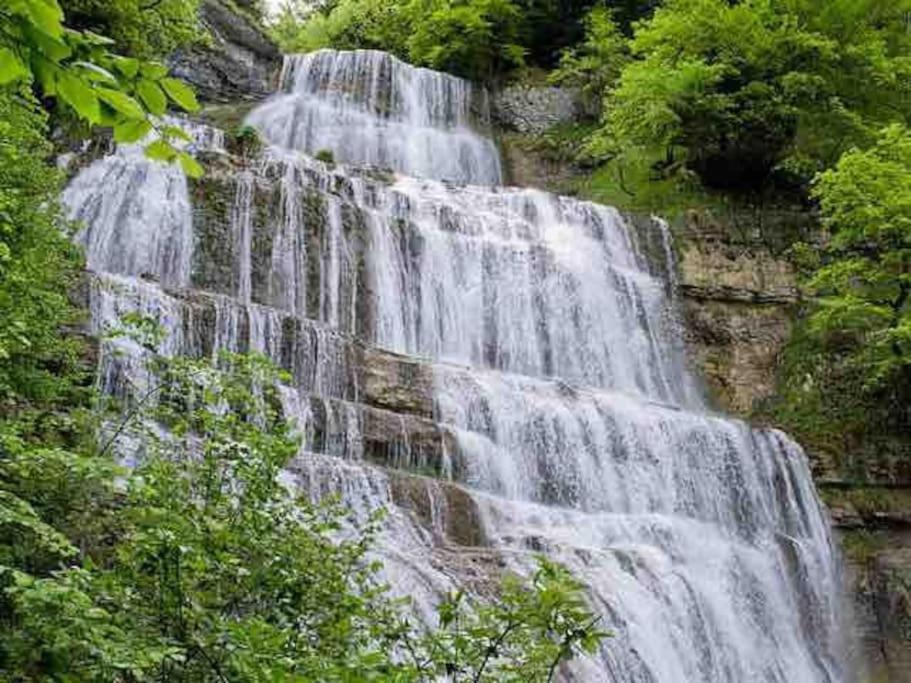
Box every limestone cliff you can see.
[170,0,281,103]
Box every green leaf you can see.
[112,56,140,79]
[23,0,65,40]
[161,125,192,142]
[160,77,199,113]
[137,80,167,116]
[141,62,169,80]
[32,54,59,94]
[0,47,29,85]
[57,72,101,124]
[72,61,117,84]
[22,23,71,61]
[114,119,153,144]
[98,105,120,127]
[145,139,177,162]
[96,88,145,119]
[82,30,116,47]
[177,152,204,178]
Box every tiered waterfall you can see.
[64,49,847,681]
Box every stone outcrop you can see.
[673,209,800,415]
[497,133,581,193]
[492,85,584,135]
[170,0,281,103]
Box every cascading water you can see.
[247,49,502,185]
[64,48,847,681]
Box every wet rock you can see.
[675,210,801,415]
[358,346,434,418]
[837,528,911,683]
[170,0,280,103]
[492,85,585,135]
[389,475,486,547]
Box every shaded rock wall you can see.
[673,209,799,416]
[171,0,281,103]
[492,85,585,135]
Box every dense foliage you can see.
[0,90,85,407]
[270,0,659,79]
[761,126,909,473]
[549,6,628,111]
[60,0,201,60]
[271,0,527,80]
[804,125,911,390]
[586,0,911,192]
[1,0,203,174]
[1,349,607,680]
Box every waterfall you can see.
[246,49,502,185]
[63,49,847,681]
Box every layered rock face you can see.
[170,0,281,102]
[492,84,586,134]
[674,209,802,416]
[63,49,850,681]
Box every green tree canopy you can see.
[550,6,629,112]
[800,124,911,390]
[590,0,911,191]
[1,350,608,680]
[271,0,527,81]
[406,0,525,80]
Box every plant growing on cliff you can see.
[1,348,608,680]
[59,0,201,61]
[583,0,911,192]
[550,6,629,114]
[800,124,911,391]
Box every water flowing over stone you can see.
[64,52,847,682]
[246,49,502,184]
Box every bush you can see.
[803,124,911,391]
[0,90,86,407]
[1,351,609,680]
[271,0,526,81]
[230,124,264,157]
[315,148,335,165]
[586,0,911,192]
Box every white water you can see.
[247,49,502,185]
[64,50,847,681]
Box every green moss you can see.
[190,175,237,295]
[572,151,731,220]
[822,487,911,517]
[502,123,731,219]
[197,103,257,135]
[839,529,889,564]
[315,149,335,166]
